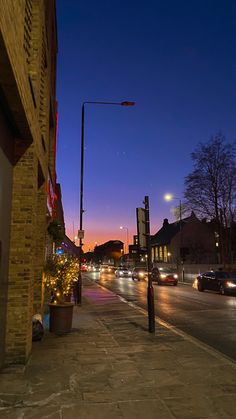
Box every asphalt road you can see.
[86,271,236,361]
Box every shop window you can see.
[164,246,167,262]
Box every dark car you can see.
[132,267,148,281]
[194,271,236,295]
[151,267,178,286]
[115,267,132,277]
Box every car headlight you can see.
[174,274,178,279]
[128,271,132,275]
[139,272,144,277]
[160,274,166,279]
[101,268,104,272]
[192,279,198,289]
[120,272,123,276]
[226,281,236,288]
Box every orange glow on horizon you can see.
[66,226,135,252]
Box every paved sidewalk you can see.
[0,278,236,419]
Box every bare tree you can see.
[184,133,236,264]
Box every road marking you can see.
[96,279,236,367]
[121,297,236,367]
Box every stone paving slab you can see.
[0,279,236,418]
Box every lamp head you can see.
[121,101,135,106]
[164,193,173,202]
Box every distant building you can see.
[123,235,146,266]
[151,212,217,265]
[94,240,124,265]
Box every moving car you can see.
[115,267,132,277]
[100,265,114,274]
[132,267,148,281]
[194,270,236,295]
[92,265,100,272]
[151,267,178,286]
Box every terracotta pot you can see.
[49,303,74,334]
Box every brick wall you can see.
[0,109,14,368]
[0,0,57,366]
[5,141,37,364]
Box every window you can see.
[24,0,33,64]
[163,246,167,262]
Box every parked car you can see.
[194,270,236,295]
[151,267,178,286]
[115,267,132,277]
[132,267,148,281]
[100,265,114,274]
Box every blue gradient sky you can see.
[56,0,236,251]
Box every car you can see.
[151,267,178,286]
[132,267,148,281]
[115,267,132,277]
[100,265,114,274]
[91,265,100,272]
[194,270,236,295]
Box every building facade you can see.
[93,240,124,265]
[0,0,57,367]
[151,213,217,265]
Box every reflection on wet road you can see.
[87,271,236,361]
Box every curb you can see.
[94,279,236,368]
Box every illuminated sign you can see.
[47,175,54,216]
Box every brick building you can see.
[93,240,124,265]
[151,212,217,265]
[0,0,58,367]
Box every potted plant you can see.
[44,254,78,334]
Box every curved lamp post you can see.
[119,226,129,254]
[77,100,135,304]
[164,193,184,281]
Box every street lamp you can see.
[164,193,184,281]
[119,226,129,254]
[77,100,135,304]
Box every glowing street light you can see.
[77,100,135,304]
[164,193,174,202]
[164,193,182,222]
[164,193,184,281]
[120,226,129,254]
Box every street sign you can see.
[136,207,146,249]
[77,230,84,239]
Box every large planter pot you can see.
[49,303,74,334]
[64,293,72,302]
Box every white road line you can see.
[96,280,236,367]
[123,297,236,368]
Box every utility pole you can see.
[77,100,135,305]
[144,196,155,333]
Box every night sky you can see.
[56,0,236,251]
